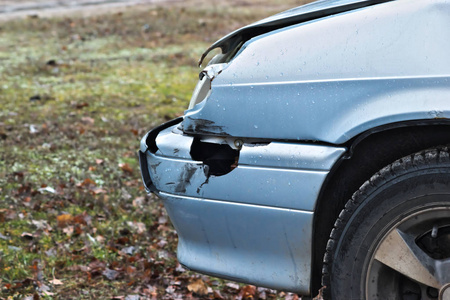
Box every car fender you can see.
[183,0,450,144]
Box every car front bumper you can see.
[139,118,346,294]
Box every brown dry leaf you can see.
[57,214,73,228]
[74,225,83,235]
[49,278,63,285]
[92,187,107,194]
[126,265,136,275]
[89,260,106,276]
[76,178,96,188]
[81,117,95,125]
[239,285,256,299]
[73,214,88,225]
[187,278,208,295]
[75,102,89,109]
[119,163,133,174]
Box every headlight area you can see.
[188,63,227,109]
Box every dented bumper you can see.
[139,118,345,294]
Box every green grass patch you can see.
[0,1,305,298]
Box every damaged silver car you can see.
[139,0,450,299]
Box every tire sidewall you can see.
[331,167,450,299]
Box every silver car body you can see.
[139,0,450,295]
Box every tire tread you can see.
[321,147,450,299]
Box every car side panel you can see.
[184,0,450,144]
[161,192,314,294]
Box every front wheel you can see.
[322,148,450,300]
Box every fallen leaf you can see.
[81,117,95,125]
[49,278,63,285]
[175,263,186,273]
[132,197,145,207]
[187,279,208,295]
[285,293,300,300]
[32,220,52,231]
[239,285,256,299]
[96,235,105,244]
[225,282,240,291]
[37,186,56,194]
[29,124,39,134]
[126,265,136,275]
[92,187,107,194]
[76,178,96,188]
[158,216,167,225]
[57,214,73,227]
[63,226,74,236]
[73,214,88,225]
[75,102,89,109]
[45,248,56,257]
[119,163,133,174]
[102,268,119,280]
[121,246,135,255]
[213,290,225,299]
[127,221,146,234]
[21,232,34,240]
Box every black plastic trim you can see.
[139,117,183,192]
[146,117,183,153]
[138,150,152,191]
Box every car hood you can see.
[199,0,392,66]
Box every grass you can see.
[0,0,309,298]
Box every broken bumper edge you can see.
[138,118,346,295]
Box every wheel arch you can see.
[310,120,450,296]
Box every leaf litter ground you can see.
[0,0,313,299]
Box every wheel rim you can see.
[366,206,450,300]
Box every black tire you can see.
[322,148,450,300]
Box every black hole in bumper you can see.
[138,150,152,191]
